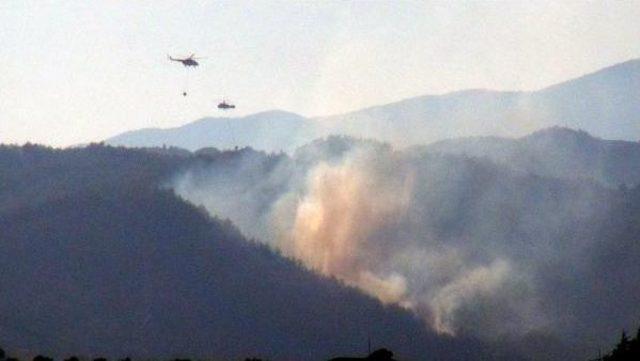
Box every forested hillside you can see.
[0,144,511,361]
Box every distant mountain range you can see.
[107,59,640,151]
[107,110,319,152]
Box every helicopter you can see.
[218,100,236,110]
[168,54,203,67]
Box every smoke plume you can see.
[171,137,624,345]
[281,149,413,304]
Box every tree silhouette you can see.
[598,326,640,361]
[612,331,630,359]
[367,349,395,361]
[32,356,53,361]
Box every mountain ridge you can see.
[106,57,640,151]
[107,110,317,152]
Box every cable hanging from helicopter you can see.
[168,53,205,96]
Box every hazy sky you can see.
[1,1,640,146]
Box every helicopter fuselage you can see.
[179,59,198,66]
[169,56,199,67]
[218,103,236,110]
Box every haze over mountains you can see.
[424,127,640,188]
[107,59,640,151]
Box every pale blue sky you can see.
[1,1,639,146]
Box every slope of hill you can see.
[106,110,321,153]
[319,59,640,146]
[318,89,526,146]
[424,127,640,188]
[0,144,513,361]
[533,59,640,140]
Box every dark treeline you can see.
[0,347,263,361]
[591,327,640,361]
[0,347,266,361]
[0,346,395,361]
